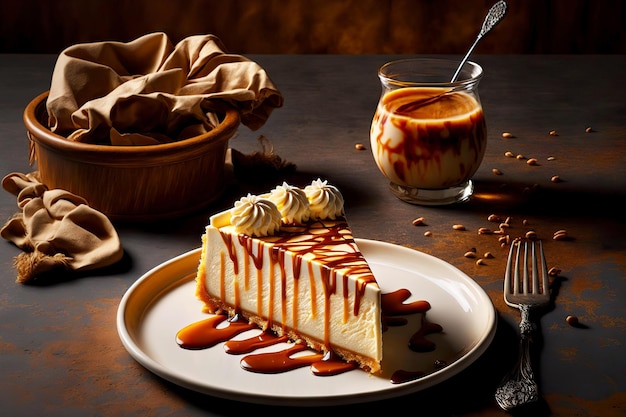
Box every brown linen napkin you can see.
[1,172,123,283]
[47,32,283,145]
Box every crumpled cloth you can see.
[47,32,283,145]
[1,172,124,283]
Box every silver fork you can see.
[495,239,551,411]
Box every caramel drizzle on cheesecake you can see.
[218,217,376,351]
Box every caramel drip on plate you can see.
[389,316,446,385]
[409,320,443,353]
[311,351,357,376]
[382,288,431,316]
[241,344,323,374]
[233,336,357,375]
[390,369,426,384]
[176,315,254,350]
[177,287,444,381]
[224,331,289,354]
[381,289,442,352]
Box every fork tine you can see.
[504,241,515,295]
[528,240,550,294]
[531,241,540,294]
[522,241,529,294]
[539,240,549,294]
[514,243,521,294]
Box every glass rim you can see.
[378,58,483,88]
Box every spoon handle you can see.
[451,37,481,83]
[451,0,508,82]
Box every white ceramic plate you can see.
[117,239,496,406]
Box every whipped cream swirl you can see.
[268,182,311,224]
[230,194,281,236]
[304,179,344,219]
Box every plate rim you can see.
[116,239,497,406]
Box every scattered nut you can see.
[499,222,510,229]
[452,224,466,231]
[464,251,477,258]
[585,127,593,133]
[548,266,561,276]
[475,259,485,266]
[492,168,503,175]
[566,315,587,328]
[502,132,514,138]
[553,230,570,241]
[488,214,501,222]
[549,130,558,136]
[424,231,432,237]
[526,158,538,166]
[484,252,494,259]
[551,175,561,183]
[478,227,492,235]
[547,156,556,161]
[504,151,515,158]
[522,219,529,226]
[412,217,425,226]
[525,230,538,239]
[354,143,365,150]
[516,154,525,160]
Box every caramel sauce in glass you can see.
[371,87,487,190]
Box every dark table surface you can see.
[1,54,625,417]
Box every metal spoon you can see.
[396,1,507,115]
[451,0,508,82]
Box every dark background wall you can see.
[1,0,624,55]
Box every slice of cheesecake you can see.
[195,179,383,373]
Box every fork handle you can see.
[495,304,540,410]
[518,304,537,384]
[519,303,536,339]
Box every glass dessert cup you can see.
[370,58,487,206]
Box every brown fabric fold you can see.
[1,172,124,283]
[47,32,283,145]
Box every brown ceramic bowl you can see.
[24,92,240,221]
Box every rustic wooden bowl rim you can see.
[23,91,241,157]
